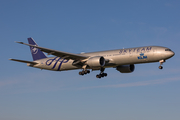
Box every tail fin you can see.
[28,37,47,61]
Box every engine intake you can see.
[86,56,105,68]
[116,64,135,73]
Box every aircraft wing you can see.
[9,58,38,64]
[16,42,89,60]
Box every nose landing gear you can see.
[159,60,165,69]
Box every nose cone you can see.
[168,51,175,58]
[171,51,175,57]
[161,48,175,60]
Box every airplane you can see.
[9,38,175,78]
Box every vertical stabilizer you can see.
[28,37,47,61]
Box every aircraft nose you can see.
[168,51,175,58]
[171,51,175,57]
[164,49,175,59]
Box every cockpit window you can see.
[165,49,172,51]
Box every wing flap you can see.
[16,42,89,60]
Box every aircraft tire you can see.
[101,73,104,77]
[104,73,107,77]
[84,70,88,74]
[81,71,85,75]
[159,66,163,69]
[96,74,101,78]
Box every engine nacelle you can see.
[86,56,105,68]
[116,64,135,73]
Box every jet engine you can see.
[116,64,135,73]
[86,56,105,68]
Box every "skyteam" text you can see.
[119,47,152,54]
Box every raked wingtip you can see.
[15,41,24,44]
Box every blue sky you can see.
[0,0,180,120]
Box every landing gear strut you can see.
[159,60,165,69]
[96,68,107,78]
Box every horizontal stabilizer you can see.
[9,58,38,65]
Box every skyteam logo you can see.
[46,57,69,71]
[31,45,38,54]
[137,53,147,59]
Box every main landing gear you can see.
[79,65,90,76]
[159,60,165,69]
[96,73,107,78]
[96,68,107,79]
[79,70,90,75]
[78,67,107,79]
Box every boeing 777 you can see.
[10,38,175,78]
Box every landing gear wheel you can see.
[159,66,163,69]
[84,70,88,74]
[79,70,90,76]
[96,74,101,78]
[79,71,84,75]
[96,73,107,79]
[104,73,107,77]
[79,71,82,75]
[100,73,104,77]
[81,71,85,75]
[96,68,108,79]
